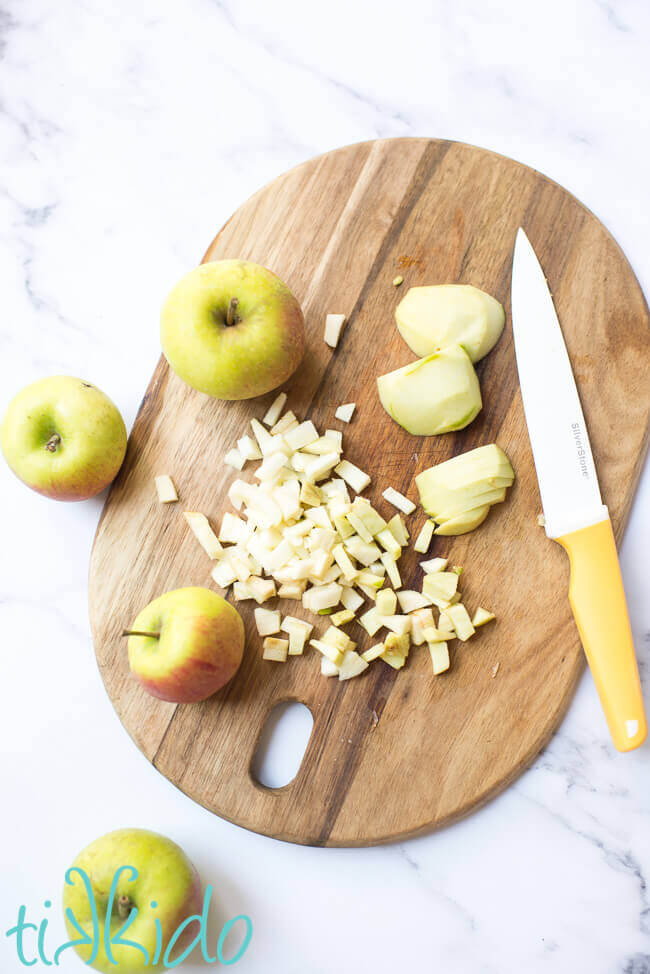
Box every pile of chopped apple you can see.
[179,393,495,681]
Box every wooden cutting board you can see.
[89,138,650,846]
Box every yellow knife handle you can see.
[557,517,646,752]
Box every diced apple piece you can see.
[309,639,344,666]
[300,481,322,507]
[232,581,252,601]
[355,570,383,589]
[422,571,459,605]
[380,553,402,589]
[254,608,281,636]
[376,588,397,617]
[183,512,223,559]
[361,643,385,663]
[420,557,448,573]
[303,582,342,612]
[211,559,237,589]
[324,313,347,348]
[263,392,287,426]
[378,345,481,436]
[340,586,365,613]
[302,436,342,456]
[345,536,381,566]
[410,607,435,645]
[376,528,401,558]
[351,497,387,537]
[413,519,435,553]
[322,626,351,652]
[381,633,410,669]
[445,603,476,641]
[224,448,245,470]
[286,421,319,451]
[331,516,353,543]
[335,403,356,423]
[270,410,297,435]
[331,608,355,627]
[262,637,288,662]
[345,511,373,543]
[395,284,505,363]
[219,511,249,545]
[324,429,343,450]
[428,640,450,675]
[386,514,409,546]
[256,452,288,483]
[423,625,454,643]
[332,543,358,581]
[228,479,249,511]
[381,487,416,515]
[155,474,178,503]
[359,607,383,637]
[382,615,411,636]
[338,650,368,681]
[250,417,274,454]
[237,434,263,461]
[335,459,371,493]
[397,590,433,613]
[472,606,496,627]
[247,576,277,605]
[277,582,306,600]
[304,451,340,483]
[321,657,339,676]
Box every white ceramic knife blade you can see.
[510,228,609,538]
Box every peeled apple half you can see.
[395,285,505,363]
[416,444,515,535]
[377,345,481,436]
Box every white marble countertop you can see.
[1,1,649,972]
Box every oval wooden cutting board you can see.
[89,138,649,846]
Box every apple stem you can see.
[121,629,160,639]
[45,433,61,453]
[117,895,133,919]
[226,297,240,326]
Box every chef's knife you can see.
[511,228,646,751]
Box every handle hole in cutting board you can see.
[251,701,313,789]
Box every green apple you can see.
[63,828,202,973]
[0,376,127,501]
[161,260,305,400]
[125,587,245,703]
[395,284,505,362]
[377,345,481,435]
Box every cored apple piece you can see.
[263,637,289,662]
[472,606,496,627]
[395,284,505,363]
[377,345,481,436]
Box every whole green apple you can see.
[161,260,305,400]
[125,587,245,703]
[1,376,127,501]
[63,828,202,973]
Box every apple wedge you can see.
[395,284,505,363]
[377,345,481,436]
[434,504,491,535]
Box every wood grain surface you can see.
[89,138,650,846]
